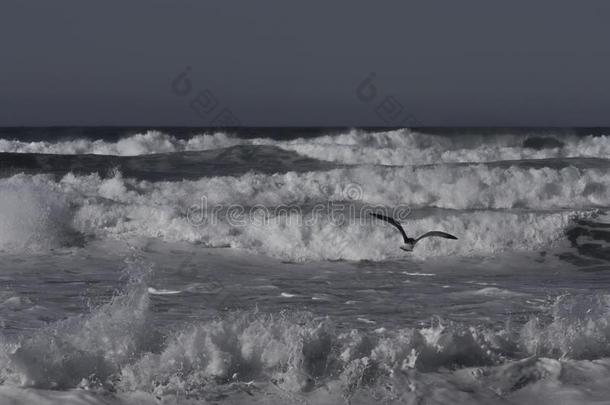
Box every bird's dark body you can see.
[400,239,416,252]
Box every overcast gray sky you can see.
[1,1,609,126]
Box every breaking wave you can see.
[0,131,238,156]
[0,178,78,252]
[1,129,609,165]
[2,270,610,403]
[269,129,610,166]
[7,159,610,210]
[0,167,603,260]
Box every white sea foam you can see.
[1,287,151,389]
[0,130,238,156]
[51,197,589,261]
[2,279,610,404]
[1,129,609,166]
[264,129,610,165]
[147,287,181,295]
[56,162,610,210]
[472,287,528,297]
[0,169,598,260]
[521,294,610,359]
[0,177,76,252]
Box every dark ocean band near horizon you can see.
[2,126,610,141]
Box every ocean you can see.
[0,127,609,404]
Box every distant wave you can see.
[0,130,239,156]
[268,129,610,165]
[1,129,609,165]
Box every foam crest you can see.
[2,170,596,260]
[118,313,514,398]
[520,294,610,359]
[0,130,236,156]
[263,130,610,165]
[4,290,610,402]
[59,162,610,210]
[239,210,576,261]
[1,129,609,165]
[72,201,578,261]
[119,312,336,395]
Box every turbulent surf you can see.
[0,128,609,404]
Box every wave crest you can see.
[3,279,610,402]
[1,129,609,166]
[2,171,600,259]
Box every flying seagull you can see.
[369,213,458,251]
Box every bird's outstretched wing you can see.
[369,213,409,243]
[415,231,458,243]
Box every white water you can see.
[1,129,609,165]
[1,129,609,404]
[0,169,600,260]
[1,243,610,405]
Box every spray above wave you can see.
[1,129,609,165]
[2,272,610,403]
[0,178,78,252]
